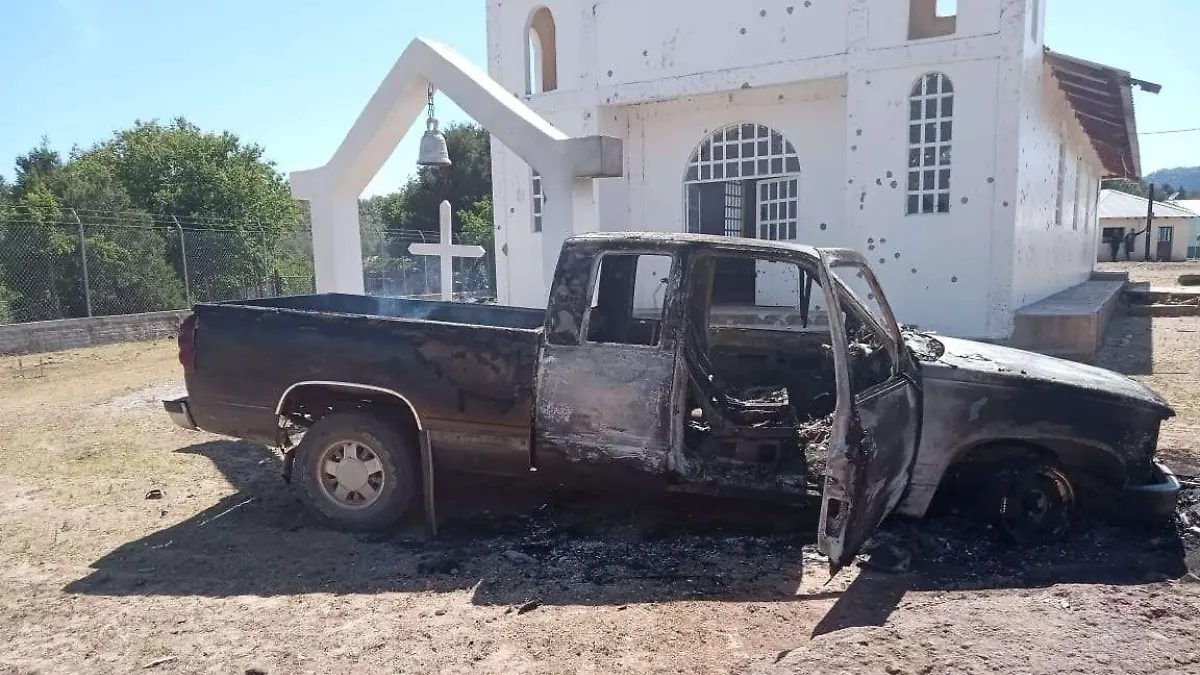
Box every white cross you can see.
[408,200,487,301]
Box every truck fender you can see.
[274,381,435,533]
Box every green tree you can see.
[86,118,304,300]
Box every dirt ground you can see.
[1,307,1200,673]
[1097,260,1200,289]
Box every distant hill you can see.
[1146,166,1200,194]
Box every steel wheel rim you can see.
[999,468,1073,541]
[316,440,386,510]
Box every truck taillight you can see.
[178,313,198,372]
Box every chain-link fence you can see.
[0,210,497,325]
[361,226,496,303]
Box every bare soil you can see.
[1,312,1199,674]
[1097,260,1200,290]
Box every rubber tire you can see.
[990,460,1076,546]
[292,410,418,532]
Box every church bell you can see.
[417,85,452,168]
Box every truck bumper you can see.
[1120,460,1180,523]
[163,396,198,431]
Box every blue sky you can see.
[1,0,1196,197]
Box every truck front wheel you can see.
[292,411,418,531]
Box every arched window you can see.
[683,123,801,240]
[906,72,954,215]
[526,7,558,95]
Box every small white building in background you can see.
[486,0,1146,339]
[1096,190,1199,263]
[1171,199,1200,259]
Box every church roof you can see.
[1097,190,1200,220]
[1045,48,1152,179]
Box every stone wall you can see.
[0,310,190,356]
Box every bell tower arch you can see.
[290,38,622,302]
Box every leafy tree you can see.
[459,196,494,246]
[0,187,77,321]
[86,118,304,300]
[0,119,308,319]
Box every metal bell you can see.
[417,117,452,167]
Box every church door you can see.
[686,181,755,305]
[683,123,803,307]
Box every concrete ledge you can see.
[1011,279,1127,362]
[0,310,191,356]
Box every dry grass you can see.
[0,322,1198,674]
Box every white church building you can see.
[485,0,1146,339]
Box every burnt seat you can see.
[681,319,796,430]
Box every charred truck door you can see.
[534,245,682,479]
[815,249,922,572]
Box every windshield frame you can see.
[820,252,903,366]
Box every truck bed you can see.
[238,293,546,330]
[184,294,544,468]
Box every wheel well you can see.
[935,438,1127,507]
[278,384,421,441]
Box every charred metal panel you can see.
[896,335,1173,517]
[534,343,675,474]
[187,297,541,459]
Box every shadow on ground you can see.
[1094,307,1154,376]
[65,438,1198,635]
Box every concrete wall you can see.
[1010,51,1102,314]
[0,310,189,356]
[844,58,1004,337]
[487,0,1112,338]
[1096,217,1192,262]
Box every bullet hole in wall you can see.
[886,170,893,178]
[740,27,747,34]
[951,276,959,283]
[890,180,898,189]
[787,6,794,14]
[760,9,767,17]
[894,252,901,259]
[820,223,827,231]
[911,268,918,274]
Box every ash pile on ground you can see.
[340,472,1200,610]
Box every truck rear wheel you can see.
[292,410,418,531]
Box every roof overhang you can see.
[1044,48,1147,179]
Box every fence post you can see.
[173,216,192,307]
[69,209,93,317]
[259,225,269,297]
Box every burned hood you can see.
[916,335,1174,417]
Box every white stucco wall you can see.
[487,0,1110,339]
[843,59,1004,337]
[1010,55,1103,312]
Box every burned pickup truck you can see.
[164,233,1179,569]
